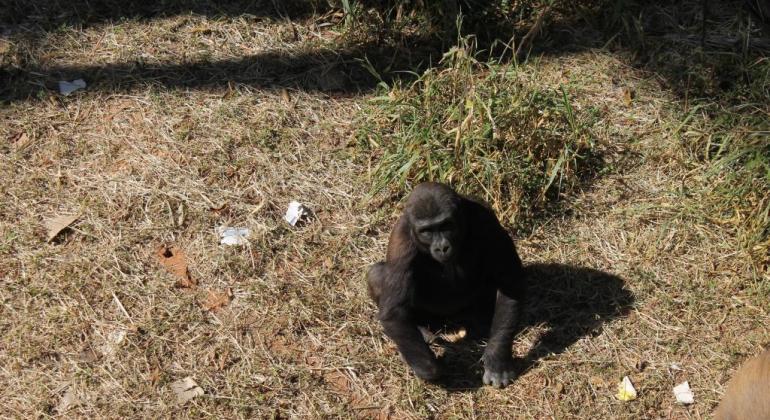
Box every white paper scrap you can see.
[58,79,86,96]
[216,226,250,246]
[284,201,308,226]
[673,381,694,405]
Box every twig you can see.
[112,292,135,325]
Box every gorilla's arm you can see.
[482,289,522,387]
[377,266,441,381]
[380,306,441,381]
[478,210,525,388]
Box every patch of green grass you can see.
[677,59,770,272]
[358,37,599,229]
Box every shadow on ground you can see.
[0,33,441,102]
[433,262,634,391]
[1,0,768,103]
[0,0,330,27]
[0,0,450,102]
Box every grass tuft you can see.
[359,37,599,228]
[678,59,770,271]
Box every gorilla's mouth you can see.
[431,250,453,263]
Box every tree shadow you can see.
[0,0,454,103]
[433,262,635,391]
[0,32,442,103]
[2,0,767,106]
[527,0,770,101]
[0,0,331,28]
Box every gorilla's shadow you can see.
[436,262,635,391]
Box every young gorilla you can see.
[715,348,770,420]
[367,182,525,388]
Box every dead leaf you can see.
[149,366,161,386]
[202,288,232,312]
[306,355,323,367]
[324,369,389,420]
[622,87,635,106]
[170,377,204,405]
[324,370,351,394]
[616,376,638,401]
[217,348,230,370]
[439,328,467,343]
[45,213,80,242]
[156,246,196,288]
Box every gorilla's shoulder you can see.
[460,195,496,218]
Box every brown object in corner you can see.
[715,348,770,420]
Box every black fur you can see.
[367,182,525,387]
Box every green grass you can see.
[678,60,770,270]
[359,37,599,228]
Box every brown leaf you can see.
[306,355,323,368]
[149,366,161,386]
[622,87,635,106]
[156,246,196,288]
[202,288,232,312]
[45,213,80,242]
[217,348,230,370]
[324,370,351,394]
[439,328,467,343]
[589,375,607,389]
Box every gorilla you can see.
[367,182,526,388]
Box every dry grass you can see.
[1,1,769,419]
